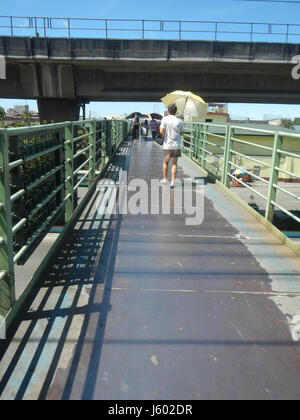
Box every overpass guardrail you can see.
[0,16,300,43]
[182,121,300,230]
[0,118,129,331]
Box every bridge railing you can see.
[0,16,300,43]
[0,118,129,330]
[183,121,300,229]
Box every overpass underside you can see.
[0,139,300,400]
[1,37,300,122]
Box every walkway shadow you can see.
[0,141,131,400]
[1,139,299,400]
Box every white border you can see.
[0,55,6,79]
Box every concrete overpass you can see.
[0,36,300,121]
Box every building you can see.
[5,106,39,126]
[13,105,29,115]
[205,103,229,123]
[184,103,229,124]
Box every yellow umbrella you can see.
[161,90,207,118]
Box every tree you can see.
[0,106,5,119]
[21,111,32,126]
[0,106,5,128]
[280,119,295,130]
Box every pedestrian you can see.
[132,114,140,142]
[159,103,184,188]
[150,116,158,141]
[144,119,149,136]
[141,122,147,139]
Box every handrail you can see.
[0,118,130,327]
[182,121,300,229]
[0,15,299,43]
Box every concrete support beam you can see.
[1,36,300,103]
[38,63,76,98]
[37,99,80,123]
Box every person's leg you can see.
[171,157,178,184]
[163,155,170,181]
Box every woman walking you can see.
[144,119,149,137]
[141,122,147,140]
[132,114,140,142]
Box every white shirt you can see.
[160,115,183,150]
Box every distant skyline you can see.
[1,99,300,121]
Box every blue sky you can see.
[2,0,300,23]
[1,0,300,119]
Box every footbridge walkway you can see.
[0,119,300,400]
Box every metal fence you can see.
[182,121,300,227]
[0,118,129,326]
[0,16,300,43]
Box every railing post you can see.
[101,120,108,167]
[195,124,200,162]
[65,123,74,222]
[189,124,194,160]
[215,22,218,41]
[193,124,197,161]
[111,120,115,155]
[198,123,203,164]
[43,17,46,37]
[116,120,119,149]
[34,17,38,37]
[67,18,71,38]
[223,125,234,188]
[265,132,282,223]
[202,124,208,169]
[10,16,13,36]
[88,120,96,187]
[108,120,113,157]
[0,130,16,319]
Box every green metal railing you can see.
[0,118,129,325]
[183,121,300,227]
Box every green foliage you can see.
[0,106,5,127]
[21,111,32,126]
[280,119,295,130]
